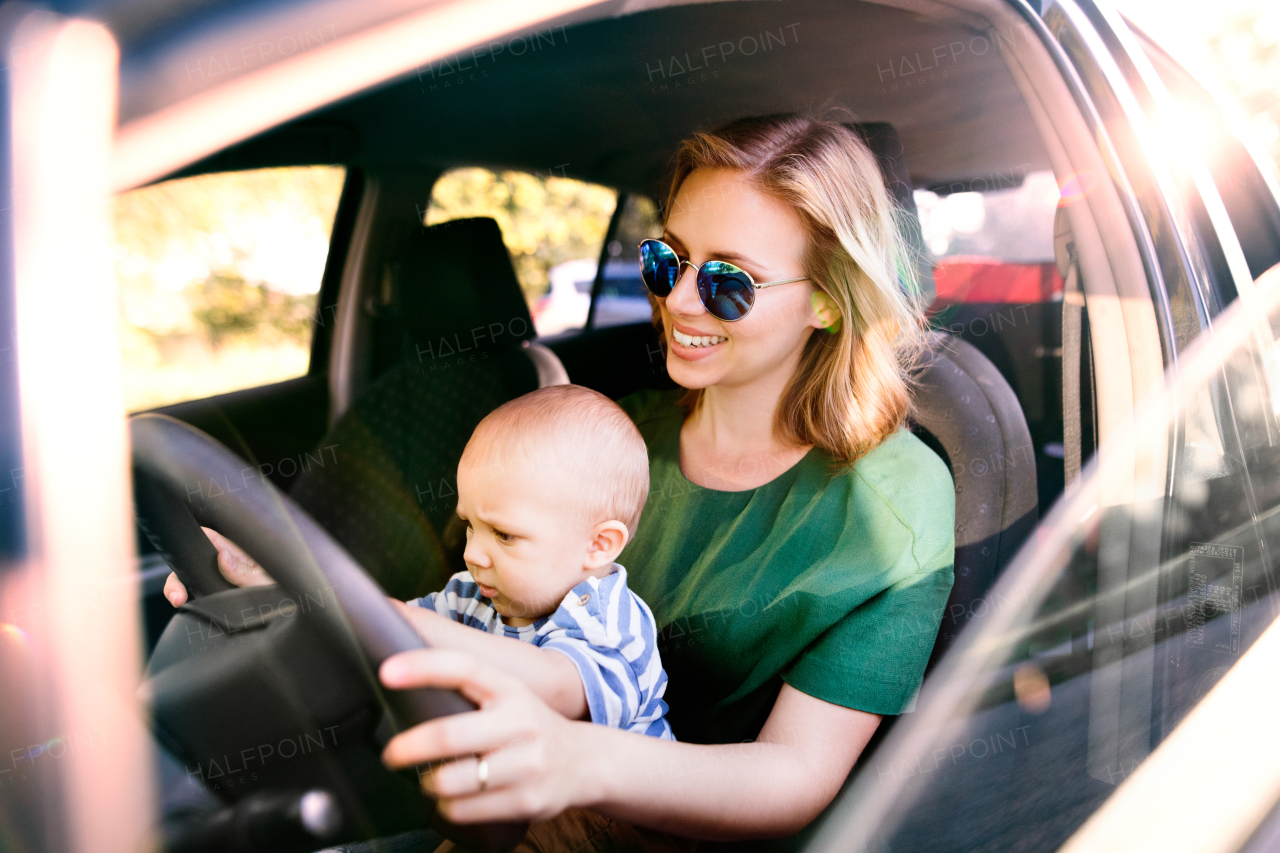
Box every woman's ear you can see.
[584,520,630,571]
[809,291,843,333]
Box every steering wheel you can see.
[131,413,526,853]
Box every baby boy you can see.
[402,383,673,740]
[170,384,670,738]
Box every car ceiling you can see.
[108,0,1053,195]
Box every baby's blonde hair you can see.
[462,385,650,537]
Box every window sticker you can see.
[1186,542,1245,655]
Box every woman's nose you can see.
[665,262,705,316]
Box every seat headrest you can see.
[850,122,936,307]
[395,217,536,357]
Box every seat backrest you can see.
[369,216,538,377]
[910,330,1038,665]
[290,217,555,599]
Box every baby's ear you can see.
[585,520,629,570]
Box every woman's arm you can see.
[587,682,879,838]
[393,601,588,721]
[380,649,880,841]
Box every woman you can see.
[167,114,955,847]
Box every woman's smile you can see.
[670,320,728,359]
[672,328,727,349]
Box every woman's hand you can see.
[379,648,597,824]
[392,603,590,721]
[390,599,454,645]
[162,527,273,607]
[379,651,881,840]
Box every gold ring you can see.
[476,756,489,793]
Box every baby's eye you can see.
[494,530,515,544]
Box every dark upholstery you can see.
[910,330,1038,663]
[290,218,541,600]
[396,217,536,354]
[369,217,537,379]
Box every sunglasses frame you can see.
[638,238,809,322]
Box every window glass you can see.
[816,268,1280,853]
[115,166,346,411]
[915,169,1062,291]
[591,194,663,330]
[424,167,618,337]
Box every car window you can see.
[424,167,618,337]
[811,266,1280,853]
[589,194,663,330]
[916,169,1063,297]
[115,166,346,411]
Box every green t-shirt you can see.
[617,390,955,745]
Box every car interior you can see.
[138,0,1093,644]
[114,0,1223,849]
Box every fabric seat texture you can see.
[910,330,1038,665]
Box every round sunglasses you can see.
[638,238,809,322]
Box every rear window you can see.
[916,169,1069,512]
[916,169,1064,304]
[589,194,663,330]
[425,167,618,337]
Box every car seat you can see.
[910,331,1038,665]
[289,217,568,600]
[718,132,1042,853]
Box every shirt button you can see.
[577,593,591,606]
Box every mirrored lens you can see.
[697,261,755,321]
[639,239,679,297]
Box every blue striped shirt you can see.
[407,564,674,740]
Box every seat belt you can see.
[1056,207,1084,488]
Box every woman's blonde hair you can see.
[660,114,926,468]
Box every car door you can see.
[801,4,1280,849]
[5,0,1276,850]
[807,264,1280,853]
[1041,0,1278,341]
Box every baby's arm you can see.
[404,573,481,626]
[536,582,674,739]
[393,599,588,721]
